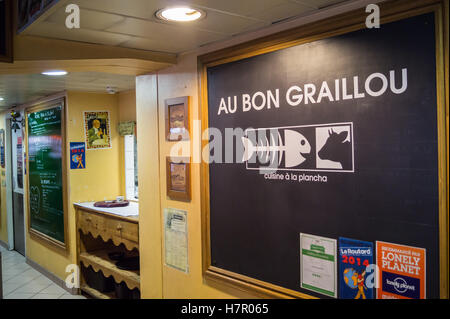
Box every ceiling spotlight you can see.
[41,70,68,76]
[106,86,117,94]
[156,7,205,22]
[0,97,4,101]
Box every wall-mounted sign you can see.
[17,0,59,33]
[376,241,426,299]
[164,208,189,273]
[0,0,12,63]
[339,237,374,299]
[300,233,337,298]
[16,136,23,189]
[84,111,112,150]
[0,129,5,168]
[27,100,67,250]
[70,142,86,169]
[201,8,446,299]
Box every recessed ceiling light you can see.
[0,97,4,101]
[156,7,205,22]
[41,70,68,76]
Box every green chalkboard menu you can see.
[27,102,66,249]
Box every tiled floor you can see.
[1,246,86,299]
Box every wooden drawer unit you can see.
[74,203,140,299]
[78,209,106,234]
[76,205,139,251]
[106,217,139,246]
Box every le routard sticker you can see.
[376,241,426,299]
[339,237,374,299]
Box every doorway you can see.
[10,118,25,256]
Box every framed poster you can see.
[166,157,191,201]
[200,0,448,299]
[84,111,112,150]
[0,0,13,63]
[165,96,189,141]
[26,98,67,250]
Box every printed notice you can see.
[300,233,337,298]
[164,208,188,273]
[376,241,426,299]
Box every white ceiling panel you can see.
[181,0,294,17]
[248,2,314,22]
[176,10,266,35]
[46,8,125,31]
[28,21,132,46]
[0,72,135,108]
[106,18,226,52]
[293,0,347,9]
[23,0,349,54]
[75,0,158,20]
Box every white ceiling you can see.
[27,0,347,54]
[0,72,135,109]
[1,0,348,109]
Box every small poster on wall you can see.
[339,237,374,299]
[300,233,337,298]
[376,241,426,299]
[0,129,5,168]
[70,142,86,169]
[164,208,189,273]
[84,111,111,150]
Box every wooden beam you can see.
[0,35,176,75]
[14,35,176,63]
[0,58,173,76]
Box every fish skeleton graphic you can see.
[241,129,311,168]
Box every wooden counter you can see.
[74,202,139,299]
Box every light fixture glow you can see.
[156,7,205,22]
[41,70,68,76]
[0,97,4,101]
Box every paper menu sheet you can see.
[164,208,188,273]
[300,233,337,298]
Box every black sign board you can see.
[0,0,12,63]
[204,11,445,299]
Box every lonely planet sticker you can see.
[376,241,426,299]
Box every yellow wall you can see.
[118,90,137,195]
[25,91,123,280]
[137,54,257,299]
[0,111,8,244]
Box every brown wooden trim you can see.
[73,203,139,224]
[166,156,191,202]
[25,96,69,253]
[437,0,449,299]
[165,96,190,141]
[444,0,450,300]
[199,0,449,299]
